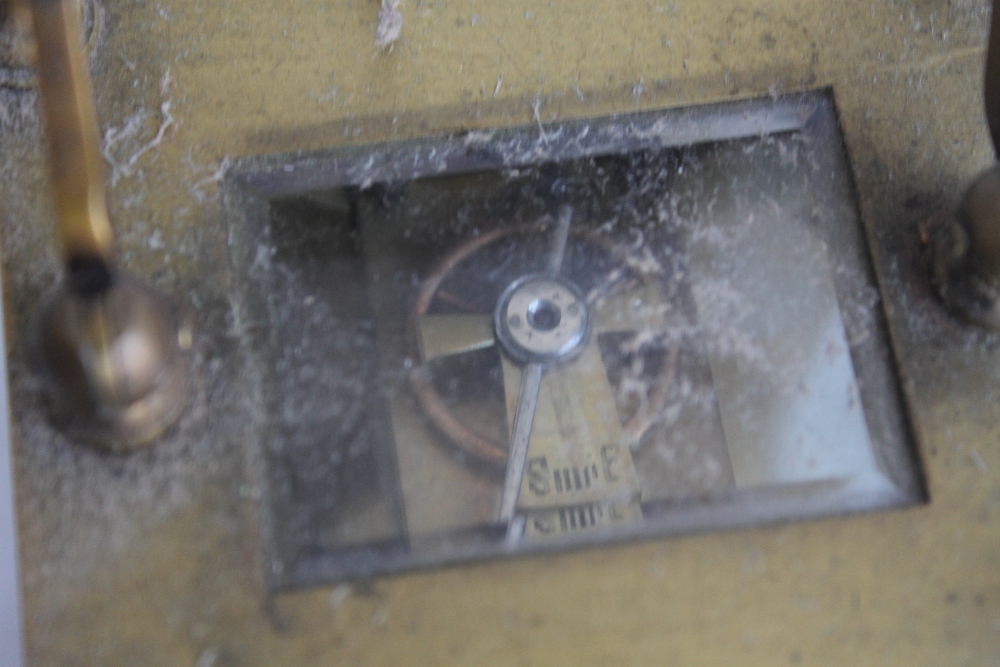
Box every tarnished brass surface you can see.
[1,0,999,665]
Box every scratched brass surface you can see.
[1,0,998,664]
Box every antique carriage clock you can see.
[0,0,998,664]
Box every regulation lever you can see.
[23,0,188,450]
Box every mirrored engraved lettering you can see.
[526,456,550,495]
[601,444,622,483]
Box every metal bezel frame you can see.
[224,89,925,590]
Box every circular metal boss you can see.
[494,274,591,364]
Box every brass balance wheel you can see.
[407,216,681,471]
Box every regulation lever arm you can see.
[26,0,114,289]
[23,0,189,450]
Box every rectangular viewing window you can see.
[225,90,923,589]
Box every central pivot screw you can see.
[526,299,561,331]
[494,275,591,364]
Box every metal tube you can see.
[498,207,574,538]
